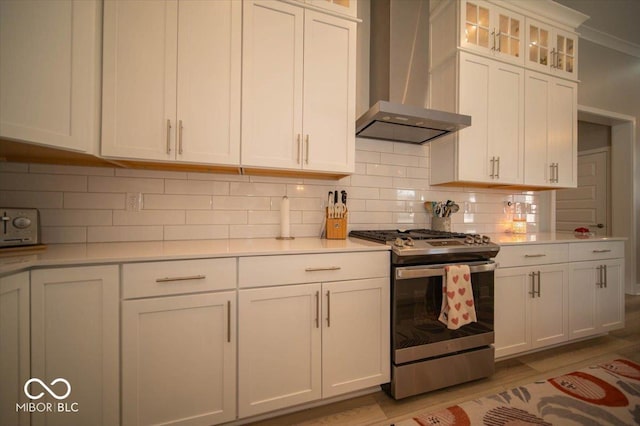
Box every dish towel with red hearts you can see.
[438,264,477,330]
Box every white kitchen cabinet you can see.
[430,51,524,185]
[460,0,524,65]
[0,0,101,153]
[495,264,569,358]
[30,265,119,426]
[122,292,236,426]
[524,70,577,187]
[238,251,389,418]
[569,258,625,340]
[101,0,241,166]
[241,0,356,175]
[526,18,578,80]
[121,258,236,426]
[0,272,30,426]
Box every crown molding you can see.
[578,25,640,59]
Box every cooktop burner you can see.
[349,228,500,263]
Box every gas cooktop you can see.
[349,228,500,262]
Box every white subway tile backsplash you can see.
[113,210,185,226]
[186,210,248,225]
[165,179,229,195]
[0,191,63,208]
[1,140,539,242]
[144,194,212,210]
[64,193,125,209]
[164,225,229,241]
[42,227,87,244]
[88,226,163,242]
[41,209,112,226]
[0,172,86,192]
[88,176,164,193]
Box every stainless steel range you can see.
[349,229,500,399]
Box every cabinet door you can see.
[531,265,569,349]
[0,0,100,152]
[488,60,524,184]
[122,292,236,426]
[569,262,599,339]
[524,70,552,186]
[302,11,356,173]
[175,0,241,165]
[238,284,321,417]
[322,278,389,398]
[494,267,531,358]
[549,79,577,187]
[553,28,578,80]
[492,5,524,65]
[31,266,119,426]
[525,19,553,73]
[102,0,177,161]
[598,259,624,333]
[460,0,492,55]
[458,53,491,182]
[0,272,30,426]
[241,0,304,170]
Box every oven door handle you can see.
[395,261,497,280]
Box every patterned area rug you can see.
[395,358,640,426]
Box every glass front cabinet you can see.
[526,18,578,80]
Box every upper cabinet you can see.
[0,0,101,153]
[460,0,524,65]
[241,0,356,175]
[101,0,241,166]
[429,0,586,189]
[526,19,578,80]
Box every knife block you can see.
[325,208,348,240]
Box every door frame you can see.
[548,105,636,295]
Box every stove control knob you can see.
[482,235,491,244]
[405,237,415,247]
[474,234,483,244]
[393,237,405,248]
[465,236,475,245]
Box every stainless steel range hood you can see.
[357,0,470,144]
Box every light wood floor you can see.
[249,294,640,426]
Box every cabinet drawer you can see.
[122,258,236,299]
[239,251,389,288]
[496,244,569,268]
[569,241,624,262]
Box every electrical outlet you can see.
[126,192,143,212]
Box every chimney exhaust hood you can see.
[357,0,470,144]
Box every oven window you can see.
[393,270,494,351]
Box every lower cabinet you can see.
[495,264,569,358]
[238,277,389,418]
[122,292,236,426]
[30,265,120,426]
[569,259,624,339]
[0,271,30,426]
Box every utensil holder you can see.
[326,208,348,239]
[432,216,451,232]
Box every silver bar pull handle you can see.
[491,30,496,51]
[592,249,612,253]
[536,271,541,297]
[315,291,320,328]
[297,134,301,164]
[166,119,172,154]
[489,157,495,178]
[529,272,537,298]
[227,300,231,343]
[305,135,310,164]
[178,120,184,155]
[525,254,547,258]
[596,265,603,288]
[155,274,206,283]
[326,290,331,327]
[496,31,501,52]
[396,261,497,280]
[305,266,341,272]
[496,156,500,179]
[603,265,608,288]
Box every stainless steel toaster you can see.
[1,208,40,247]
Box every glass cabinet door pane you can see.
[510,19,520,38]
[530,26,539,45]
[479,27,490,48]
[529,44,538,62]
[566,38,574,56]
[566,56,574,73]
[499,15,509,33]
[466,23,478,44]
[511,38,519,57]
[540,47,548,65]
[540,29,549,48]
[557,35,565,53]
[466,2,478,24]
[478,6,489,27]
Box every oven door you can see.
[392,261,496,365]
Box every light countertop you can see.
[486,232,626,245]
[0,237,389,276]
